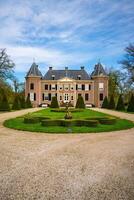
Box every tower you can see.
[91,62,108,107]
[25,62,42,107]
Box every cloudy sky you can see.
[0,0,134,81]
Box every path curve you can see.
[90,107,134,122]
[0,108,134,200]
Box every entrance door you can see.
[64,93,69,102]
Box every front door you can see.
[64,93,69,102]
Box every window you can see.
[48,93,51,101]
[64,84,69,90]
[100,93,103,101]
[60,96,62,100]
[82,84,85,90]
[51,93,55,97]
[89,84,91,90]
[30,83,34,90]
[70,84,74,90]
[78,84,82,90]
[65,94,69,101]
[76,84,78,90]
[71,96,73,100]
[78,93,81,97]
[59,85,63,90]
[42,93,44,101]
[45,93,48,100]
[30,93,34,101]
[85,93,88,101]
[85,84,88,91]
[34,93,36,101]
[99,83,104,90]
[51,84,55,90]
[49,85,51,90]
[52,75,55,80]
[45,84,48,90]
[78,75,81,80]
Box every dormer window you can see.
[78,75,81,80]
[52,75,55,80]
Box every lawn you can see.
[4,108,134,133]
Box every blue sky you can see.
[0,0,134,82]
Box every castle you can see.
[25,62,108,107]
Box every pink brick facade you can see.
[25,63,108,107]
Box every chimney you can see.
[49,67,53,70]
[65,67,68,70]
[81,66,84,70]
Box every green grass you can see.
[4,108,134,133]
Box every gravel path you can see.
[0,109,134,200]
[90,108,134,122]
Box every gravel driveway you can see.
[0,109,134,200]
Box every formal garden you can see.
[4,96,134,133]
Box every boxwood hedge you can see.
[41,119,99,127]
[85,117,116,125]
[50,108,84,112]
[24,116,50,124]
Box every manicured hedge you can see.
[85,117,117,125]
[41,119,99,127]
[98,118,116,125]
[24,116,50,124]
[50,108,84,112]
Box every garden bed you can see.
[4,108,134,133]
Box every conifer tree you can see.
[25,95,32,108]
[101,96,109,108]
[20,95,26,109]
[12,95,21,110]
[76,95,85,109]
[127,94,134,112]
[116,94,125,111]
[108,95,115,109]
[50,96,59,108]
[0,89,10,111]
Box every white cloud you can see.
[1,44,93,72]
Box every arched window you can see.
[30,83,34,90]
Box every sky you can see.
[0,0,134,82]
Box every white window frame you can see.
[85,84,88,91]
[51,84,56,90]
[30,93,34,102]
[99,83,104,90]
[78,84,82,90]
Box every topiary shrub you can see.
[0,89,10,111]
[76,96,85,109]
[25,95,32,108]
[116,95,125,111]
[127,94,134,112]
[50,96,59,108]
[108,95,115,109]
[12,95,21,110]
[101,96,109,108]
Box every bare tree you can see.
[0,48,15,80]
[120,43,134,85]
